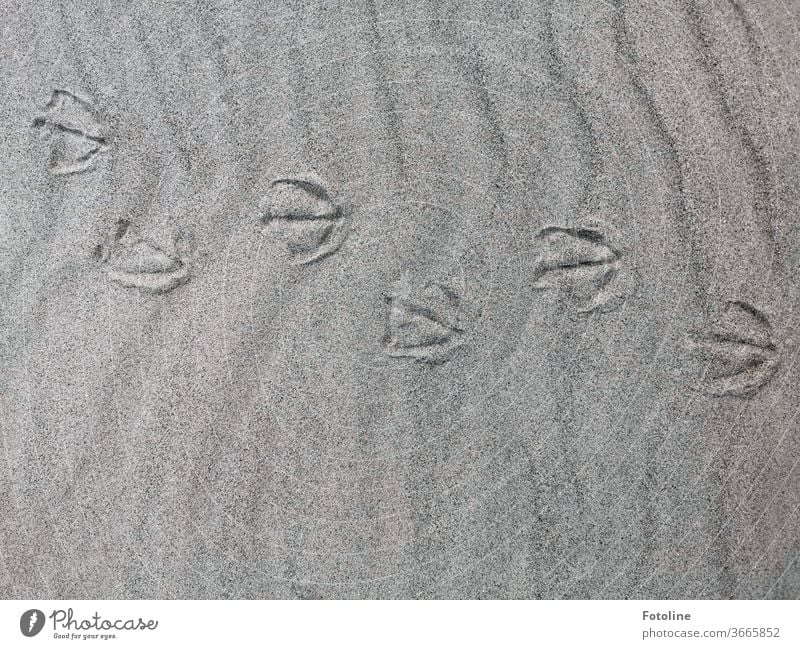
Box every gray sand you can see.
[1,0,799,599]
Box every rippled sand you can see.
[1,0,799,599]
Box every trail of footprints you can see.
[29,90,783,395]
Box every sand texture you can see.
[1,0,800,599]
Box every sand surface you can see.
[1,0,799,599]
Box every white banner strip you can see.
[0,600,797,648]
